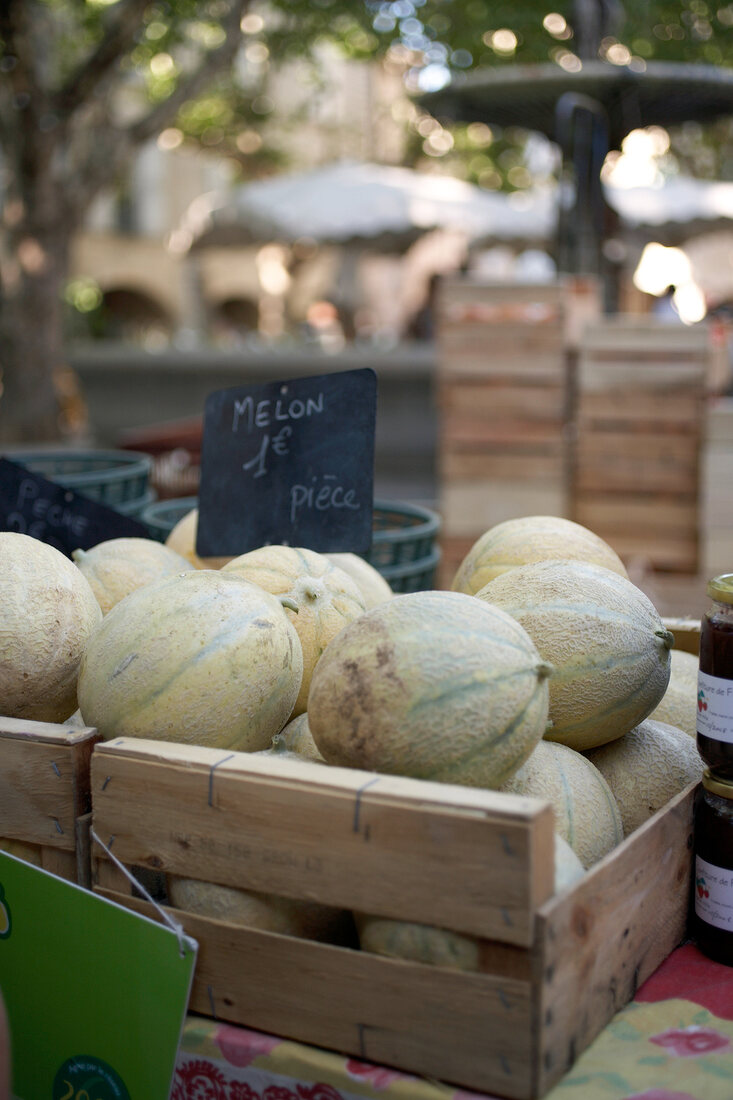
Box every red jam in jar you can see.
[693,769,733,966]
[698,574,733,780]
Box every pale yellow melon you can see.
[354,832,584,971]
[308,590,552,788]
[222,546,366,718]
[72,536,193,614]
[585,718,703,836]
[167,876,354,943]
[501,739,623,868]
[649,648,698,737]
[476,558,673,751]
[452,515,628,596]
[554,832,586,892]
[0,532,102,722]
[164,507,233,569]
[77,570,302,750]
[325,552,393,608]
[274,713,326,763]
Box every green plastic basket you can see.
[141,497,441,591]
[5,449,153,510]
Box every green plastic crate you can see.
[5,449,153,511]
[141,497,441,592]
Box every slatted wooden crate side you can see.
[437,379,569,424]
[576,389,706,433]
[0,717,100,885]
[90,739,555,946]
[440,482,568,538]
[578,317,713,355]
[93,775,696,1100]
[533,782,696,1097]
[439,451,567,484]
[438,278,568,314]
[574,431,700,495]
[96,887,539,1100]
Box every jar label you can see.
[697,670,733,744]
[695,855,733,932]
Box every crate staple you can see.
[353,776,380,833]
[208,754,236,807]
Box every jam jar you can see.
[693,770,733,966]
[698,574,733,780]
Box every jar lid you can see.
[708,574,733,605]
[703,769,733,800]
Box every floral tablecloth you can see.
[172,944,733,1100]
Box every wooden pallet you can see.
[91,738,694,1100]
[0,717,100,886]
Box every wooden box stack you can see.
[91,737,695,1100]
[572,319,710,574]
[702,396,733,577]
[435,277,601,589]
[0,717,100,887]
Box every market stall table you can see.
[173,942,733,1100]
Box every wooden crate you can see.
[435,278,588,554]
[0,717,100,886]
[571,318,710,574]
[91,738,695,1100]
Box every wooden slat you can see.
[0,716,98,746]
[440,452,566,483]
[438,381,567,422]
[573,494,697,535]
[0,729,99,848]
[437,353,567,381]
[98,888,537,1100]
[534,782,695,1096]
[91,739,555,946]
[440,415,566,449]
[577,391,705,432]
[440,483,567,536]
[574,432,699,494]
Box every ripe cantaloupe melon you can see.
[452,515,628,596]
[354,832,583,971]
[649,648,698,737]
[167,876,354,943]
[222,546,366,717]
[72,536,193,614]
[585,718,703,836]
[325,552,393,608]
[77,570,302,750]
[0,532,102,722]
[308,590,552,787]
[476,558,673,751]
[501,739,623,868]
[274,713,325,763]
[164,507,233,569]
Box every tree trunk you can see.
[0,227,78,445]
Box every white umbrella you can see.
[182,160,555,251]
[604,177,733,241]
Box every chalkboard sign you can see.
[197,368,377,556]
[0,457,150,556]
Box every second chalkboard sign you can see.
[196,367,377,556]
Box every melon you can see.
[72,536,193,614]
[308,590,552,788]
[325,553,393,608]
[554,832,586,892]
[0,532,102,722]
[649,648,698,737]
[222,546,366,717]
[167,876,354,943]
[274,713,326,763]
[585,718,703,836]
[452,515,628,596]
[476,558,673,751]
[164,506,233,569]
[77,570,302,749]
[501,739,623,868]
